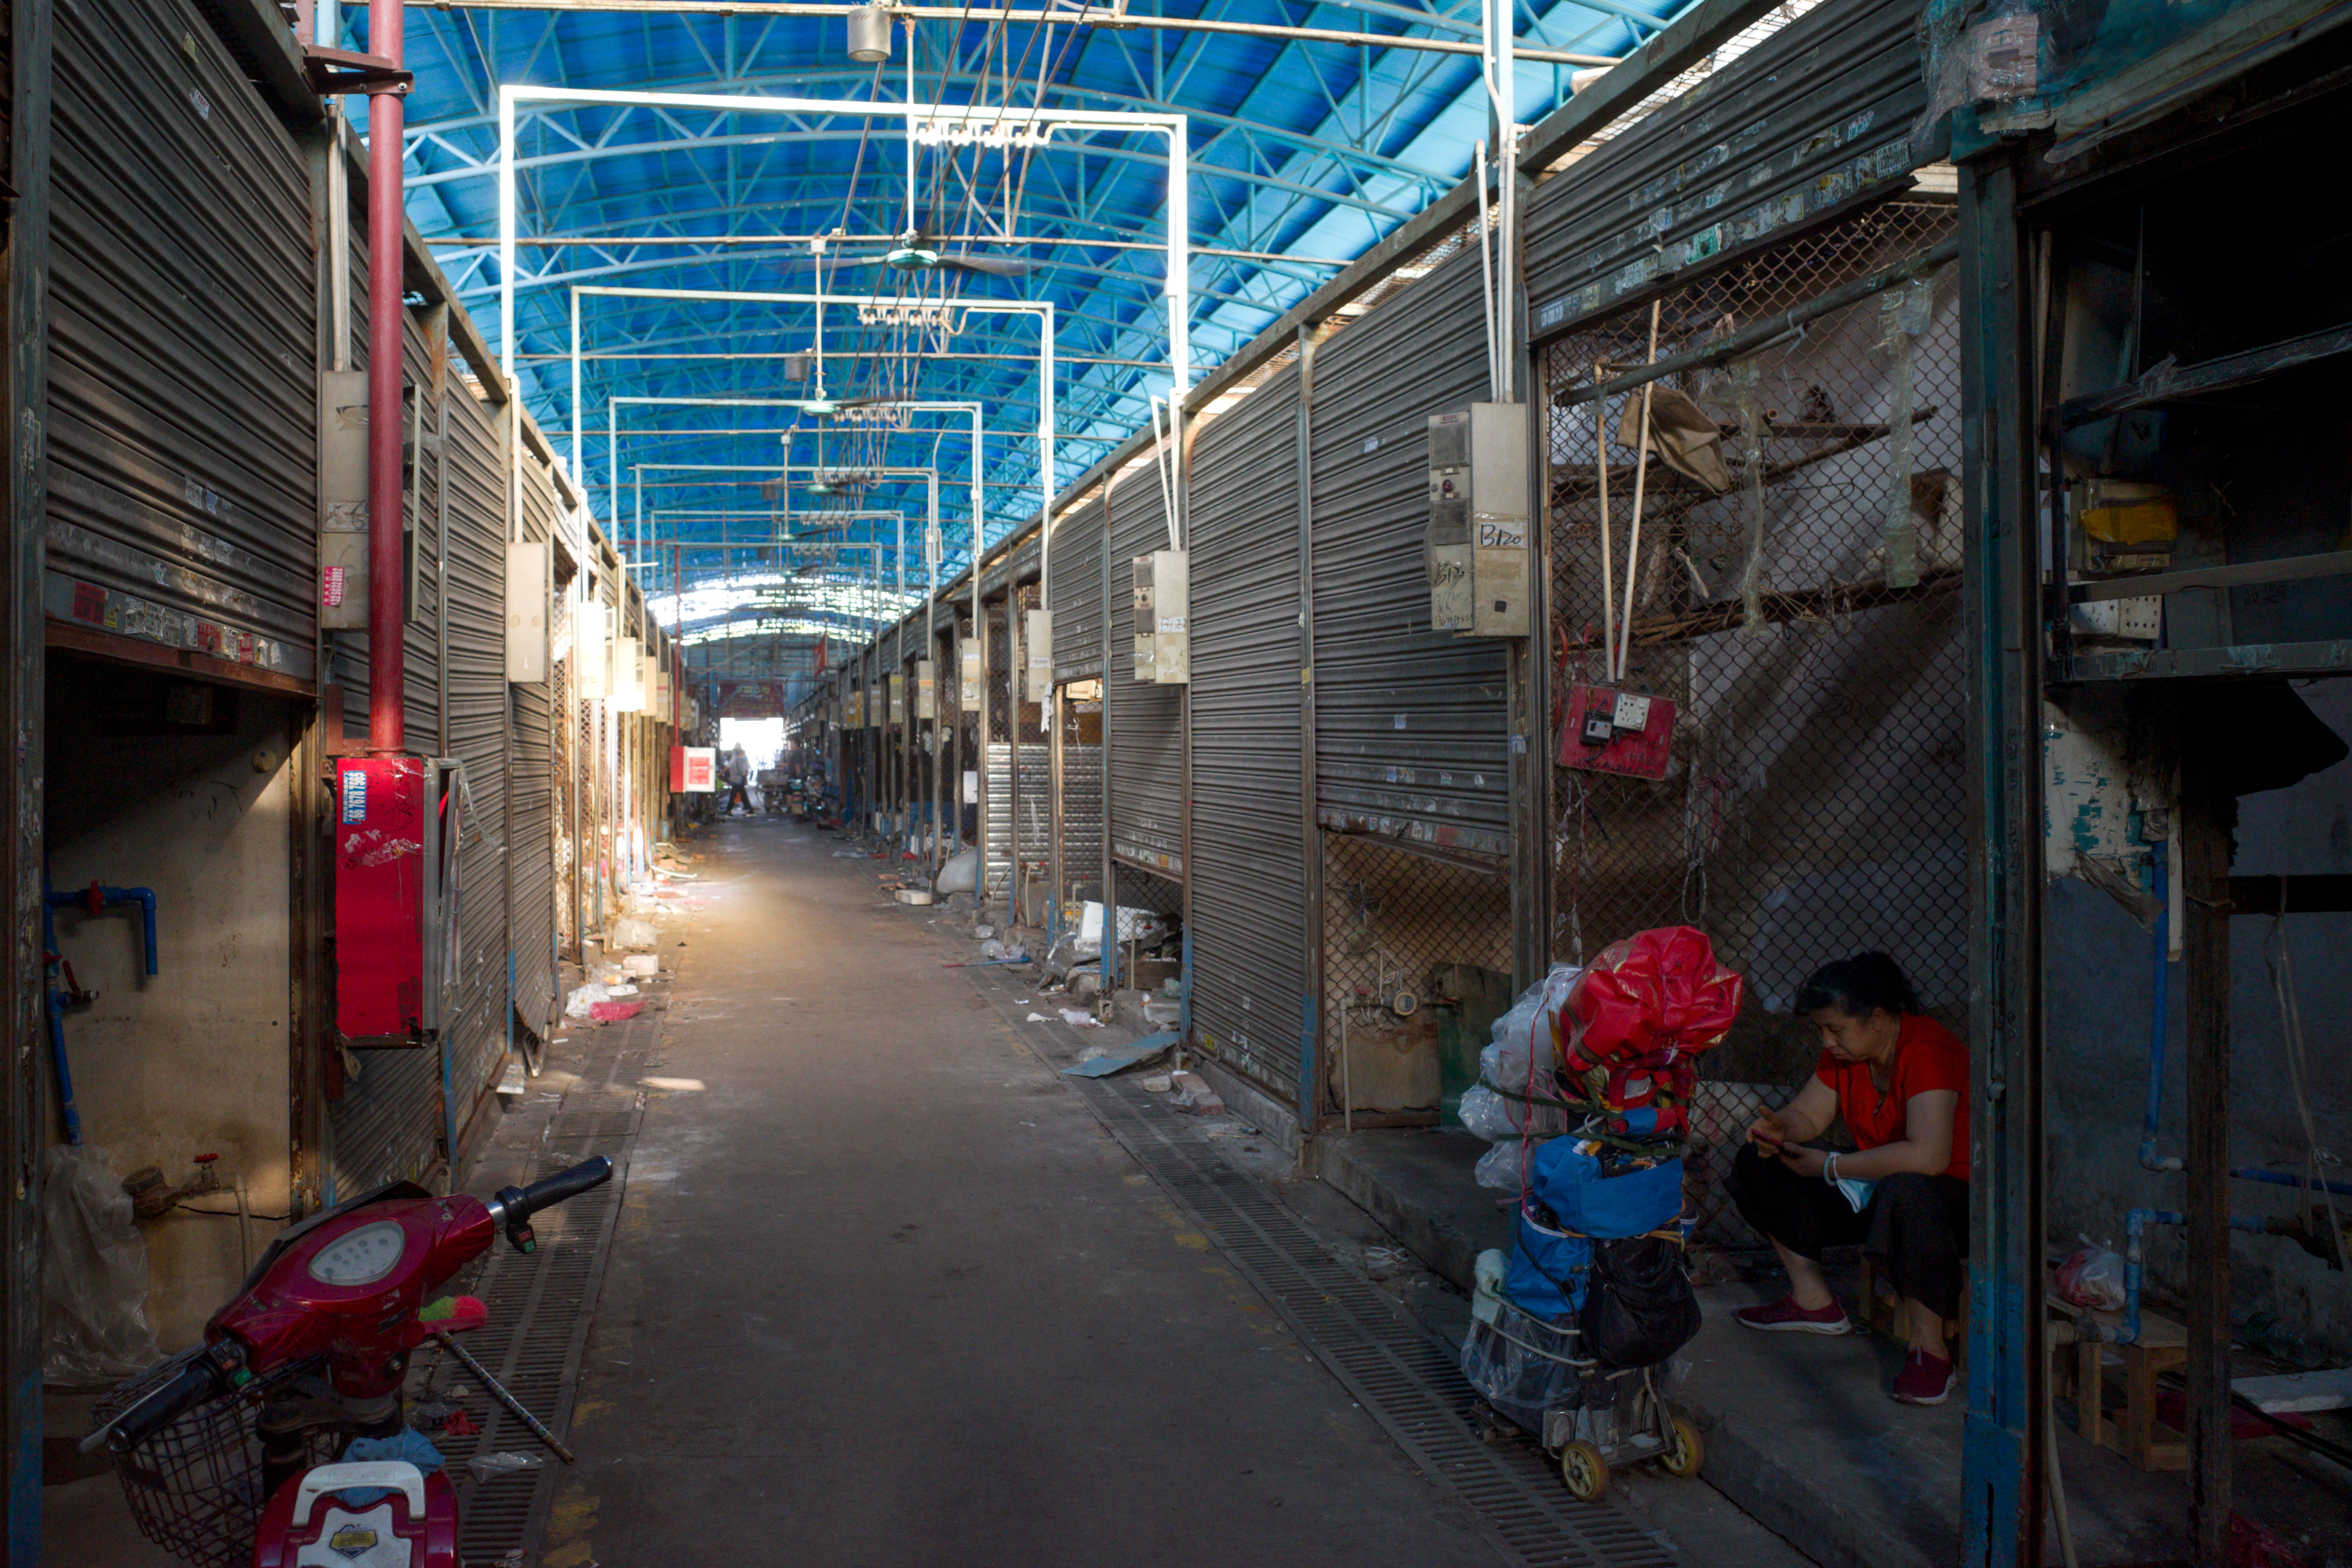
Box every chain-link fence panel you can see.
[1320,832,1513,1129]
[1543,199,1966,1208]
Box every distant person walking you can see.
[722,746,752,816]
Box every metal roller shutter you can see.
[504,418,560,1039]
[1049,496,1104,683]
[327,263,452,1198]
[1522,0,1928,340]
[1188,364,1308,1103]
[1104,463,1184,879]
[1309,245,1509,864]
[45,0,316,683]
[443,385,512,1157]
[1057,732,1103,902]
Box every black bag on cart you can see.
[1580,1236,1699,1367]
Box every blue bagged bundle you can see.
[1502,1141,1685,1321]
[1505,1206,1592,1319]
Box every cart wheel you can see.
[1560,1440,1611,1502]
[1660,1415,1704,1478]
[1469,1399,1516,1445]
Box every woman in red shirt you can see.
[1727,952,1970,1406]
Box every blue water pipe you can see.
[2140,842,2351,1196]
[2088,1208,2270,1344]
[41,877,161,1145]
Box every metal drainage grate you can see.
[420,1061,643,1567]
[1071,1076,1675,1568]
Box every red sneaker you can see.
[1893,1348,1956,1405]
[1734,1294,1851,1334]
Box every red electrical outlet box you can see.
[335,757,429,1044]
[1558,684,1677,781]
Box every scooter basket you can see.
[93,1351,336,1568]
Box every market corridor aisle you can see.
[548,820,1502,1566]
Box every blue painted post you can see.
[1957,146,2045,1568]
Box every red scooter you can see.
[86,1156,613,1568]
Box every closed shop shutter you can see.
[1049,496,1104,683]
[1105,462,1184,879]
[505,424,560,1038]
[443,386,512,1156]
[1056,729,1103,903]
[325,234,452,1200]
[46,0,317,685]
[1188,364,1307,1103]
[1309,245,1509,865]
[1522,0,1928,341]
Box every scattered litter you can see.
[621,954,660,978]
[589,1001,644,1022]
[934,847,980,892]
[1060,1032,1178,1079]
[1169,1071,1225,1115]
[974,925,997,941]
[1363,1246,1412,1280]
[1013,999,1031,1005]
[466,1453,544,1481]
[611,917,658,951]
[1058,1008,1105,1029]
[603,983,639,998]
[1141,1075,1173,1093]
[564,983,611,1017]
[1026,1012,1052,1023]
[979,940,1006,960]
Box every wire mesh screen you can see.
[1543,198,1967,1107]
[1113,860,1181,918]
[1320,831,1512,1128]
[552,628,574,956]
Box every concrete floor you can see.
[545,819,1805,1567]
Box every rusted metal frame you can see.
[301,43,413,97]
[1957,149,2046,1568]
[5,0,53,1547]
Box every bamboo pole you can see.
[1614,301,1663,682]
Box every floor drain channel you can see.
[422,1051,645,1568]
[1071,1075,1675,1568]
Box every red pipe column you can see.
[368,0,408,753]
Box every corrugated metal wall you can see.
[1308,242,1509,865]
[506,418,560,1038]
[1104,463,1184,879]
[327,253,451,1198]
[1187,365,1308,1102]
[45,0,317,683]
[1049,495,1104,684]
[1522,0,1928,337]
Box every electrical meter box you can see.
[505,542,548,684]
[1427,405,1530,637]
[335,756,462,1046]
[960,639,984,711]
[916,658,937,720]
[1131,550,1189,684]
[613,636,644,712]
[671,746,717,792]
[1025,608,1054,702]
[319,370,370,630]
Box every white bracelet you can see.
[1824,1152,1840,1187]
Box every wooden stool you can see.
[2047,1295,2187,1472]
[1856,1255,1968,1368]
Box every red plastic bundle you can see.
[1555,927,1743,1134]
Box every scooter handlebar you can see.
[87,1346,235,1454]
[486,1156,613,1251]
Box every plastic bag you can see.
[1555,929,1740,1130]
[1474,1138,1540,1191]
[1459,1085,1566,1142]
[610,917,658,951]
[1579,1236,1701,1368]
[565,982,611,1017]
[1485,964,1582,1095]
[41,1145,161,1386]
[935,847,980,894]
[2055,1238,2126,1312]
